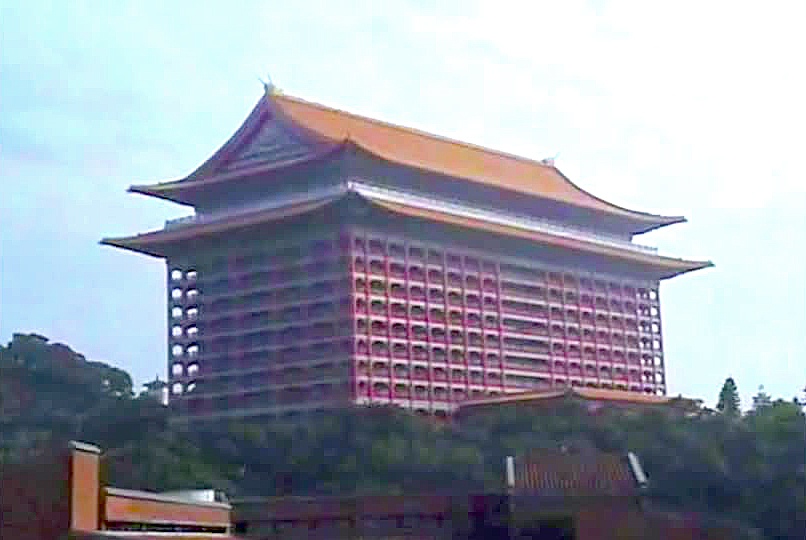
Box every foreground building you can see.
[103,87,711,423]
[232,451,653,540]
[0,441,234,539]
[1,440,749,539]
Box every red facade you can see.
[348,229,665,417]
[104,90,708,423]
[164,221,665,423]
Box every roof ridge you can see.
[273,93,559,171]
[272,93,687,233]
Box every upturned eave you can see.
[270,93,687,235]
[100,196,342,258]
[365,196,712,279]
[124,91,690,235]
[102,187,712,280]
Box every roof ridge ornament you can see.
[540,152,560,167]
[258,74,282,97]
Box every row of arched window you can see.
[355,294,658,337]
[352,237,661,301]
[180,235,346,277]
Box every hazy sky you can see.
[2,1,804,407]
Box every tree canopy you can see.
[717,377,741,417]
[1,335,804,539]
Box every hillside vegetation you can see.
[1,333,803,539]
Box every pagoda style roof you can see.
[101,196,340,257]
[130,91,685,234]
[102,186,712,279]
[458,387,681,411]
[370,197,710,279]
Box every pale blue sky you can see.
[2,1,804,407]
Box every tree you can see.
[4,333,806,538]
[717,377,740,417]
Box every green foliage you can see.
[1,335,804,539]
[0,333,133,417]
[717,377,741,417]
[102,430,238,493]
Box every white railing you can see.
[159,180,659,255]
[163,184,349,231]
[164,215,198,229]
[348,180,659,255]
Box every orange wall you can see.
[104,494,230,528]
[69,445,100,532]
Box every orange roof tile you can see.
[515,453,640,497]
[571,387,674,405]
[270,94,683,230]
[459,387,675,410]
[133,93,685,233]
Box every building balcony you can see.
[197,278,351,307]
[194,314,351,341]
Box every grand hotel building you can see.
[103,88,711,422]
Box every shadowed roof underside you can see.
[100,197,339,257]
[101,192,711,279]
[370,198,710,279]
[131,92,685,234]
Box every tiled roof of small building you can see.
[515,452,641,497]
[459,387,678,411]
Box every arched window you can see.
[371,320,387,334]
